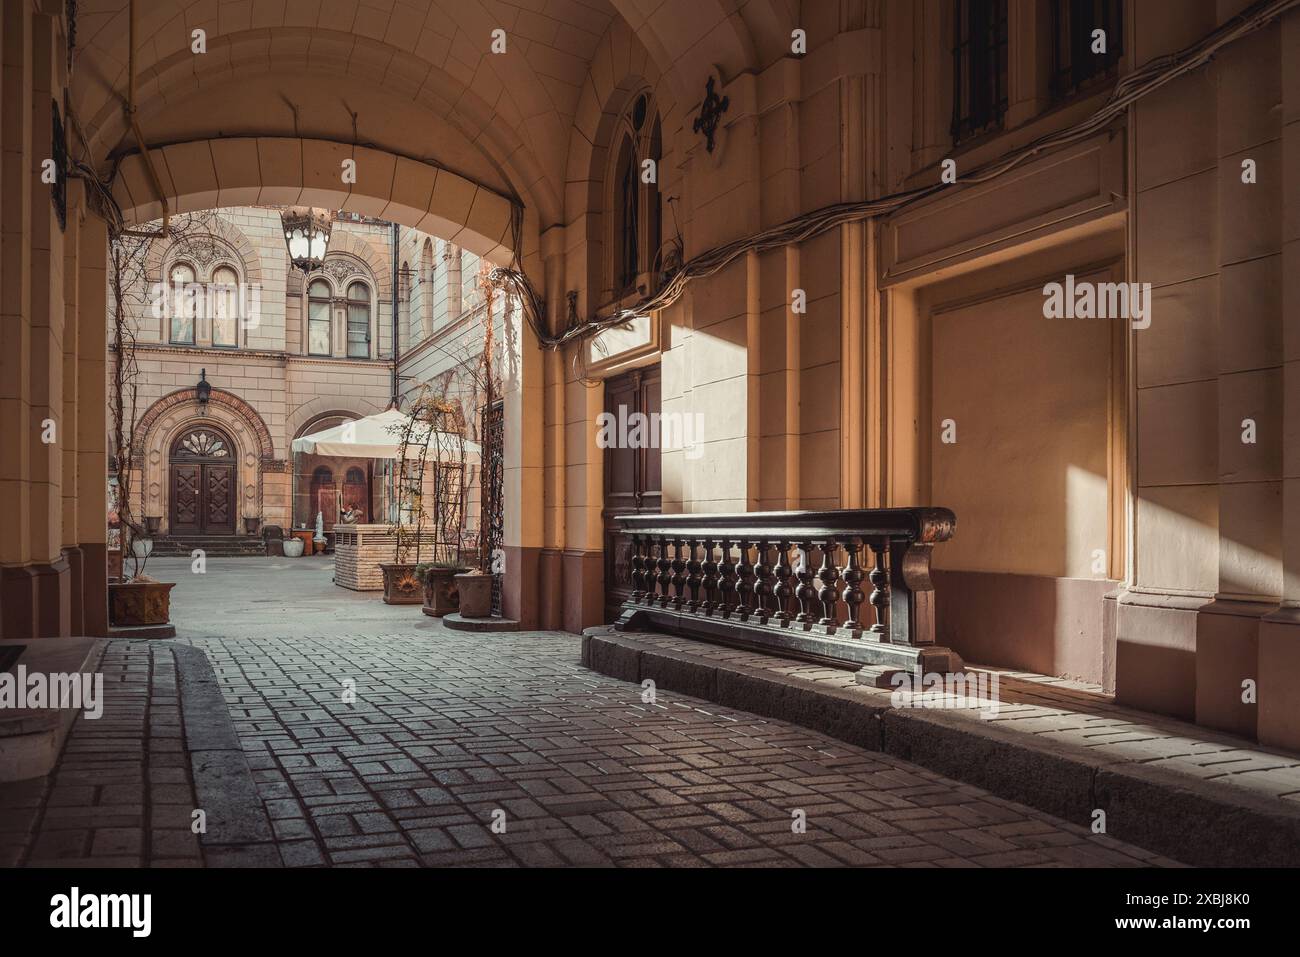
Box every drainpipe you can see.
[121,0,170,238]
[391,222,400,407]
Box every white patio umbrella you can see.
[290,407,481,459]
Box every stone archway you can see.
[135,388,277,535]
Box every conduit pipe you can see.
[120,0,170,238]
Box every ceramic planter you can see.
[454,572,492,618]
[244,516,260,535]
[381,563,424,604]
[144,516,161,535]
[108,580,175,626]
[421,567,467,616]
[282,537,305,557]
[131,538,154,560]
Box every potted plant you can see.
[282,536,305,558]
[418,560,470,616]
[104,216,218,627]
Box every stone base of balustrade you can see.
[614,602,966,686]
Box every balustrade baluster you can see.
[818,540,841,629]
[794,540,817,625]
[685,539,702,612]
[868,540,888,635]
[772,541,792,623]
[734,540,753,619]
[701,539,718,614]
[841,540,865,631]
[671,538,688,609]
[716,539,735,617]
[753,541,772,621]
[629,535,644,602]
[657,536,673,608]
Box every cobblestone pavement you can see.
[4,558,1182,867]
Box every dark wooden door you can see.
[171,464,202,534]
[603,366,661,621]
[169,426,237,535]
[203,464,234,533]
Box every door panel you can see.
[204,465,235,534]
[171,465,201,534]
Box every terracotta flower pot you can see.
[454,572,492,619]
[420,566,467,616]
[381,563,424,605]
[109,580,175,626]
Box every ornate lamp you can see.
[195,368,211,413]
[280,206,332,271]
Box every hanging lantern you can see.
[195,368,212,413]
[280,206,332,272]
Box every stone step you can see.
[582,627,1300,868]
[0,637,106,782]
[149,536,265,557]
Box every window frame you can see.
[306,277,333,357]
[168,261,198,345]
[950,0,1010,144]
[345,280,372,360]
[1049,0,1124,104]
[603,90,663,309]
[209,262,241,349]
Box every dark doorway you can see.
[169,425,237,535]
[602,365,661,621]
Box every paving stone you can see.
[0,566,1187,869]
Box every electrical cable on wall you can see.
[491,0,1298,358]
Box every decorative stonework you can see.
[134,388,276,535]
[134,388,274,461]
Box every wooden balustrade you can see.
[614,509,965,686]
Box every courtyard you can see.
[1,558,1179,868]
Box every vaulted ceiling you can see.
[70,0,796,228]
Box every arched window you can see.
[607,91,662,301]
[614,134,638,294]
[420,239,435,335]
[211,265,239,347]
[346,281,370,358]
[346,467,365,484]
[169,262,196,344]
[307,279,331,356]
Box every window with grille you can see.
[951,0,1009,143]
[1050,0,1123,102]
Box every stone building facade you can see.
[113,206,504,539]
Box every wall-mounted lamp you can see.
[196,368,212,413]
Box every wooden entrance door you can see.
[602,366,661,621]
[169,426,237,535]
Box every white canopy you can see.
[290,408,481,459]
